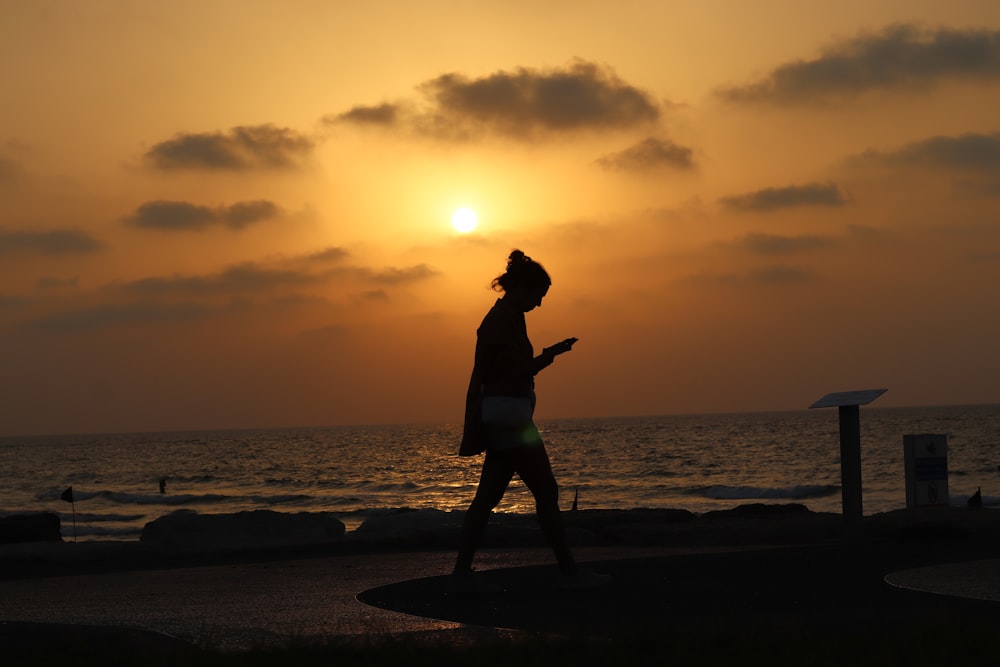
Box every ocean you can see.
[1,405,998,541]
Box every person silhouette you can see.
[453,249,605,591]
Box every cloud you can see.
[360,289,390,301]
[678,265,812,287]
[299,323,347,339]
[720,182,846,211]
[0,228,103,256]
[332,103,399,126]
[720,24,1000,103]
[0,294,29,309]
[855,132,1000,171]
[365,264,437,284]
[331,60,660,141]
[0,156,19,182]
[737,232,834,254]
[119,256,436,297]
[37,276,79,289]
[302,247,351,264]
[954,178,1000,196]
[126,200,282,231]
[596,137,695,171]
[145,124,315,170]
[748,265,812,284]
[25,249,438,333]
[32,301,212,332]
[121,262,325,296]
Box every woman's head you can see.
[492,250,551,312]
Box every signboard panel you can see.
[904,434,949,508]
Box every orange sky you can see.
[3,1,1000,436]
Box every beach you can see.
[2,504,1000,665]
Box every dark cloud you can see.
[120,257,436,297]
[748,265,811,284]
[366,264,437,284]
[122,262,323,296]
[0,294,29,309]
[331,103,400,126]
[720,182,846,211]
[126,200,281,231]
[596,137,695,171]
[303,247,351,264]
[145,124,314,170]
[299,324,346,339]
[27,251,438,333]
[678,265,811,286]
[856,132,1000,171]
[0,156,19,182]
[32,300,212,332]
[0,228,103,256]
[223,200,282,228]
[738,232,833,254]
[720,24,1000,103]
[37,276,79,289]
[954,178,1000,196]
[331,60,660,141]
[361,289,390,301]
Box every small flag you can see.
[61,486,74,503]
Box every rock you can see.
[0,513,62,544]
[140,509,345,552]
[700,503,813,520]
[351,508,464,547]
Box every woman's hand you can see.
[544,337,578,358]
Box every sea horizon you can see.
[2,403,998,541]
[5,400,997,441]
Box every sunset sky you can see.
[3,1,1000,436]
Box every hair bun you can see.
[492,249,549,293]
[508,249,529,266]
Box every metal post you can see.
[810,389,887,542]
[838,404,863,532]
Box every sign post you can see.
[810,389,888,538]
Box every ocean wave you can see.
[339,480,421,492]
[701,484,840,500]
[37,487,313,507]
[99,491,232,505]
[58,512,146,523]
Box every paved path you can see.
[886,558,1000,602]
[0,546,608,650]
[2,542,1000,653]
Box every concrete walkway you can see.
[3,541,999,654]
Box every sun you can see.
[451,207,478,233]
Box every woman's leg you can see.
[454,451,515,574]
[514,445,577,574]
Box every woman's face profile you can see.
[515,284,549,312]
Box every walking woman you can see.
[453,250,604,591]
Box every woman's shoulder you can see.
[479,300,521,331]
